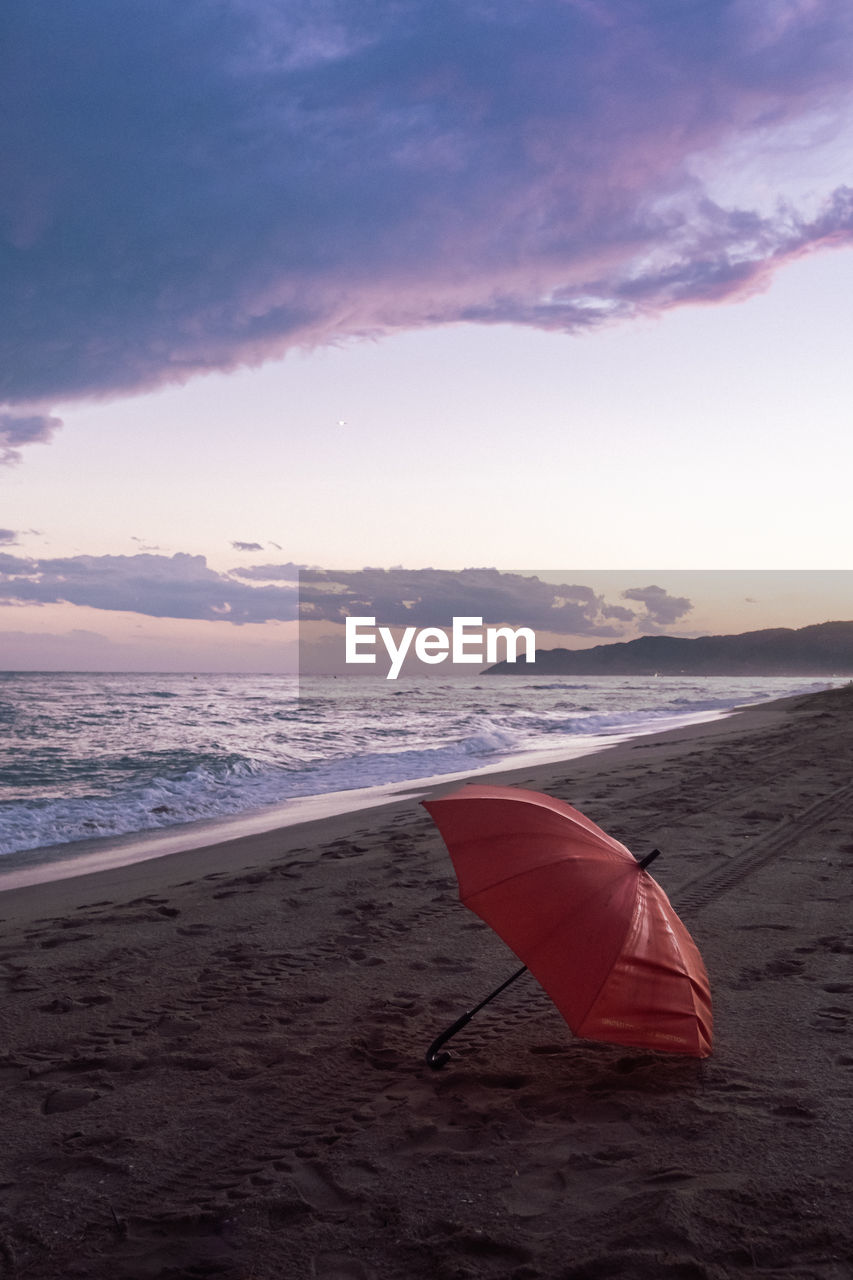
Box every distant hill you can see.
[484,620,853,676]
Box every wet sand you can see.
[0,686,851,1279]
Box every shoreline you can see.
[0,693,786,909]
[2,675,841,888]
[0,686,828,903]
[0,684,832,915]
[0,683,850,1278]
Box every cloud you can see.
[0,412,63,464]
[2,1,852,407]
[0,552,298,623]
[231,541,265,552]
[622,584,693,628]
[0,554,674,636]
[0,530,18,545]
[292,567,633,636]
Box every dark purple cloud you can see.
[0,552,298,623]
[231,541,265,553]
[2,1,852,409]
[0,530,18,545]
[0,412,63,464]
[293,567,640,635]
[622,584,692,629]
[0,554,681,636]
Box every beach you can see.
[0,685,850,1279]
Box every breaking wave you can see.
[0,672,839,859]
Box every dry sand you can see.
[0,686,851,1280]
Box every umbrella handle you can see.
[425,1011,476,1070]
[425,964,528,1070]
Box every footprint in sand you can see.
[311,1254,374,1279]
[43,1087,101,1114]
[771,1102,816,1122]
[642,1168,697,1185]
[38,932,96,949]
[1,960,40,992]
[176,922,212,936]
[274,1157,358,1213]
[812,1004,849,1032]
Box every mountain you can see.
[484,620,853,676]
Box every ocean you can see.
[0,671,842,873]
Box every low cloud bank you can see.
[0,554,689,636]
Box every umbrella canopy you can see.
[423,784,712,1058]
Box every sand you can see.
[0,686,851,1280]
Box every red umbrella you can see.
[422,784,712,1065]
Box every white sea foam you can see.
[0,672,840,862]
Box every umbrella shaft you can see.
[425,964,528,1070]
[468,963,528,1018]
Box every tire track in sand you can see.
[673,778,853,916]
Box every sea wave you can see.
[0,673,840,859]
[0,729,533,856]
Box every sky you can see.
[2,0,852,671]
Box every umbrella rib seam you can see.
[468,861,641,1030]
[461,850,634,906]
[681,953,713,1050]
[572,889,641,1031]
